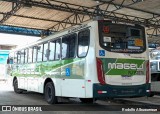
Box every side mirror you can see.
[7,58,13,64]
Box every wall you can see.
[0,50,9,78]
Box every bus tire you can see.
[13,79,23,94]
[44,82,57,104]
[80,98,94,103]
[148,93,154,97]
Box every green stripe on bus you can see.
[100,58,146,76]
[12,58,85,79]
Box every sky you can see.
[0,33,41,47]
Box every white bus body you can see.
[7,20,150,104]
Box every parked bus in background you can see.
[149,44,160,97]
[7,20,150,104]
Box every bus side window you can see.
[55,39,61,60]
[62,34,76,59]
[21,50,25,64]
[78,29,90,58]
[28,47,33,63]
[37,44,43,62]
[33,46,37,63]
[24,49,28,63]
[43,43,49,61]
[49,41,56,60]
[14,52,17,64]
[17,51,21,64]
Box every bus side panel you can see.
[51,78,62,96]
[27,77,39,92]
[13,64,27,90]
[19,77,25,89]
[60,59,86,97]
[61,79,85,97]
[35,61,62,95]
[85,21,99,98]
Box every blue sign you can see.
[99,50,105,56]
[0,50,9,64]
[66,68,70,76]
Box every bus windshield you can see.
[99,21,146,53]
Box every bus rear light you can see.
[96,58,106,85]
[98,91,107,94]
[146,61,150,83]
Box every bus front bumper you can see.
[93,83,150,98]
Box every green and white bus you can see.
[7,20,150,104]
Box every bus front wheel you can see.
[44,82,57,104]
[13,79,23,94]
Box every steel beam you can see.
[93,0,142,11]
[1,0,159,28]
[49,0,143,31]
[49,13,91,31]
[44,0,160,24]
[147,27,160,38]
[0,25,53,37]
[96,0,160,16]
[1,0,160,33]
[0,1,22,23]
[0,11,78,25]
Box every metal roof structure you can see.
[0,0,160,42]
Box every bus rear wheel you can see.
[13,79,23,94]
[44,82,57,104]
[80,98,94,103]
